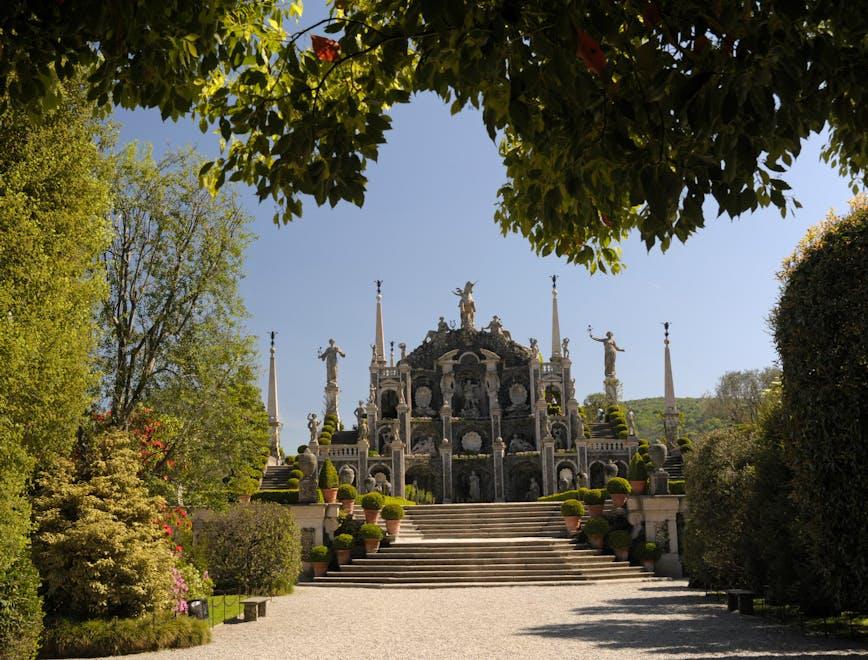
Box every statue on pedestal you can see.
[627,409,638,436]
[317,338,346,385]
[525,477,541,501]
[453,281,477,330]
[306,413,320,443]
[467,471,481,502]
[298,448,319,503]
[588,327,625,378]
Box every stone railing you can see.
[586,440,627,452]
[380,367,400,378]
[322,445,359,460]
[540,363,562,376]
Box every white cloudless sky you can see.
[113,4,856,453]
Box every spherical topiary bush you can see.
[287,478,300,489]
[318,432,332,445]
[584,517,610,537]
[560,499,585,517]
[309,545,330,563]
[581,489,603,505]
[608,530,632,550]
[289,469,304,481]
[334,534,355,550]
[628,453,649,481]
[361,492,385,511]
[381,503,405,520]
[637,542,662,561]
[772,196,868,613]
[358,523,384,541]
[337,484,358,501]
[606,477,632,495]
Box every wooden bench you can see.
[241,597,268,622]
[726,589,755,615]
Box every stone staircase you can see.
[589,421,616,438]
[260,465,291,490]
[311,501,652,587]
[351,509,424,541]
[664,453,684,479]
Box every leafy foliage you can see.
[637,542,662,561]
[0,550,43,660]
[621,397,729,441]
[584,517,610,537]
[703,367,781,425]
[606,477,632,495]
[337,483,358,501]
[333,534,355,550]
[358,523,384,541]
[361,492,385,510]
[627,453,648,481]
[608,530,632,550]
[538,488,589,503]
[309,545,330,563]
[560,499,584,517]
[380,503,405,520]
[318,458,339,489]
[32,428,175,619]
[200,502,301,595]
[772,196,868,613]
[41,615,210,659]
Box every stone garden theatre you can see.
[292,279,656,504]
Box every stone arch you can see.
[555,460,578,492]
[615,460,629,478]
[551,422,569,450]
[452,462,492,503]
[405,463,440,502]
[376,425,394,454]
[379,388,398,419]
[508,460,543,502]
[589,460,606,489]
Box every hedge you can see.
[41,615,210,658]
[669,480,685,495]
[538,488,589,502]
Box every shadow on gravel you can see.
[517,586,867,657]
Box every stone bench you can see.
[726,589,755,615]
[241,596,268,622]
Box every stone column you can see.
[390,438,406,499]
[534,397,547,451]
[325,381,340,421]
[542,435,556,495]
[440,438,453,503]
[356,437,369,485]
[576,441,589,486]
[366,401,378,445]
[440,404,453,445]
[397,401,410,445]
[492,437,506,502]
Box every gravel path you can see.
[121,581,866,659]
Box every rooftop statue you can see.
[306,412,320,442]
[318,338,346,385]
[453,281,476,330]
[588,327,625,378]
[482,315,512,341]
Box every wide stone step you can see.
[331,566,640,578]
[408,503,558,514]
[408,514,562,524]
[382,539,575,549]
[346,557,619,568]
[313,571,646,585]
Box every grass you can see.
[354,495,415,507]
[207,594,247,625]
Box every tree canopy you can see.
[4,1,865,270]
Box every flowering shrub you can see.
[171,567,189,614]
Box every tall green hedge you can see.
[772,197,868,613]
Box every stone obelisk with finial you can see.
[550,275,562,361]
[663,321,679,447]
[266,331,282,465]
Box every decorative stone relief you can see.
[413,385,436,416]
[507,433,534,453]
[412,435,436,455]
[461,431,483,453]
[507,383,528,411]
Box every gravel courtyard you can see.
[125,580,866,660]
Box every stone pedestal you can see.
[604,376,621,403]
[440,404,453,443]
[325,382,340,420]
[390,438,406,499]
[492,437,506,502]
[649,469,670,495]
[356,438,369,485]
[541,435,556,495]
[289,503,341,580]
[626,495,687,578]
[440,438,453,503]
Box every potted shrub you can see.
[582,489,605,517]
[337,483,358,513]
[381,503,405,535]
[361,491,385,523]
[310,545,330,577]
[229,475,259,504]
[637,541,662,572]
[287,477,300,490]
[584,517,610,551]
[606,477,632,508]
[359,523,384,554]
[608,529,632,561]
[334,533,354,566]
[560,499,585,534]
[318,458,340,503]
[627,453,649,495]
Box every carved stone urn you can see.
[649,441,668,471]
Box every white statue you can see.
[485,370,500,406]
[468,471,481,502]
[318,338,346,384]
[306,413,320,442]
[588,327,625,378]
[453,281,477,330]
[440,371,455,405]
[627,409,638,436]
[562,337,570,358]
[482,315,512,341]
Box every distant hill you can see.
[622,397,728,441]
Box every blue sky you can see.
[114,8,855,453]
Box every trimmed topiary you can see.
[289,469,304,480]
[297,444,308,454]
[361,492,385,511]
[582,489,605,505]
[358,523,384,541]
[560,499,585,517]
[318,459,339,489]
[637,541,662,561]
[309,545,330,563]
[606,477,632,495]
[669,480,685,495]
[608,529,631,550]
[380,503,405,520]
[286,478,300,489]
[337,484,358,501]
[539,488,589,502]
[628,453,649,481]
[318,434,332,446]
[584,517,610,537]
[333,534,354,550]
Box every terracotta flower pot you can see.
[629,480,647,495]
[642,560,656,573]
[588,533,605,550]
[312,561,329,577]
[364,509,380,523]
[610,493,628,508]
[322,488,338,504]
[614,547,629,561]
[364,539,381,554]
[563,515,580,534]
[238,494,252,504]
[588,504,604,517]
[336,549,352,566]
[385,519,401,535]
[340,499,355,514]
